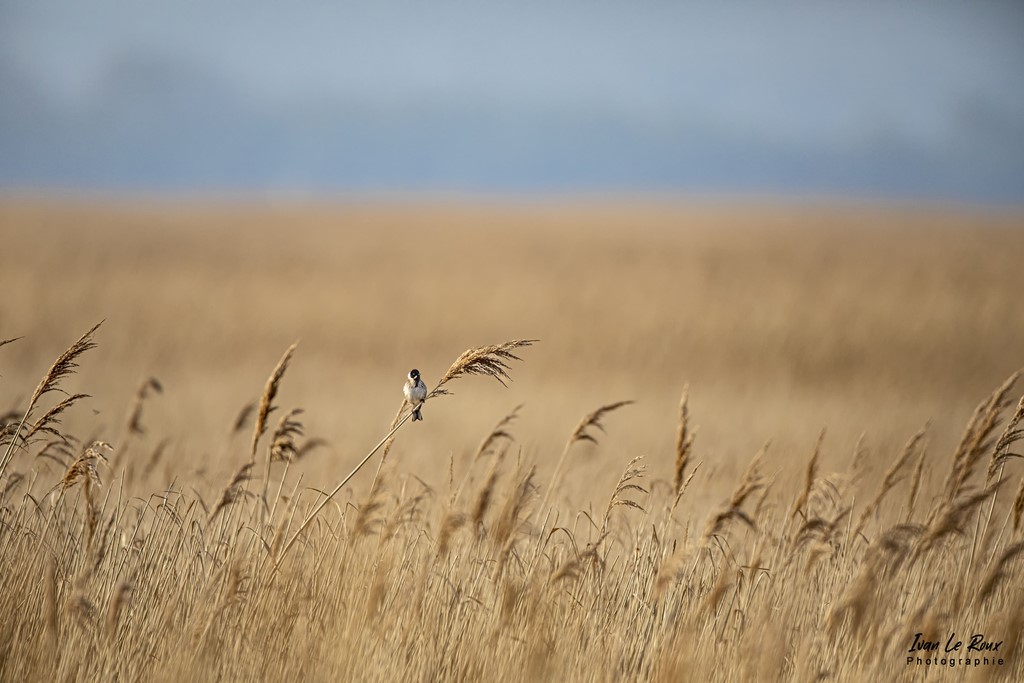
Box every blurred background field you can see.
[2,199,1021,511]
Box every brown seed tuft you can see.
[428,340,537,399]
[791,429,825,520]
[674,385,697,494]
[251,341,298,463]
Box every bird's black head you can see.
[409,369,420,380]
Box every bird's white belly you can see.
[404,381,427,404]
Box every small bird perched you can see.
[404,368,428,421]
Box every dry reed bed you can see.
[1,326,1023,682]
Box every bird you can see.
[404,368,428,421]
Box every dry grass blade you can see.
[428,340,537,398]
[252,342,298,463]
[368,398,410,494]
[83,473,99,551]
[44,556,58,650]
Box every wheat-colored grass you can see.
[1,200,1023,681]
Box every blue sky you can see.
[2,1,1023,202]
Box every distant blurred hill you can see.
[2,1,1023,202]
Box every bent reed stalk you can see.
[275,339,535,563]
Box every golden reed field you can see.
[1,199,1023,681]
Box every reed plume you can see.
[209,462,255,523]
[268,408,306,464]
[943,372,1018,502]
[977,541,1024,607]
[126,377,163,437]
[602,455,647,533]
[988,395,1024,481]
[853,424,926,542]
[919,477,1004,556]
[904,442,928,523]
[253,342,298,463]
[791,429,824,520]
[472,453,504,530]
[674,385,696,495]
[473,404,522,461]
[105,580,133,638]
[544,400,633,511]
[231,401,257,436]
[493,465,537,550]
[62,441,111,490]
[255,342,298,507]
[24,393,91,444]
[1013,476,1024,532]
[428,340,537,399]
[451,405,521,506]
[702,445,765,542]
[0,321,102,478]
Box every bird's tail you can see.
[412,407,422,421]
